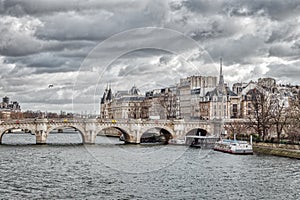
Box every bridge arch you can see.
[0,126,35,144]
[140,126,174,144]
[186,128,208,136]
[97,126,132,143]
[46,125,86,143]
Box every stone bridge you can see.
[0,119,223,144]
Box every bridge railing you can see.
[0,118,219,126]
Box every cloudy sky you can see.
[0,0,300,113]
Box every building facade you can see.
[0,96,21,119]
[100,85,145,120]
[177,75,218,119]
[100,63,299,128]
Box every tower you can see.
[3,96,9,104]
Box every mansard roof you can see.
[106,88,112,101]
[226,87,237,96]
[206,88,225,97]
[116,96,145,102]
[101,85,113,104]
[129,85,140,95]
[205,86,237,97]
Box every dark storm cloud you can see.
[0,0,140,16]
[269,44,300,58]
[5,54,83,76]
[266,62,300,82]
[0,16,96,57]
[0,0,300,112]
[0,0,167,42]
[206,35,266,65]
[182,0,300,20]
[34,7,167,42]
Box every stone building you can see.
[100,85,145,119]
[100,85,113,119]
[232,82,248,96]
[199,87,235,120]
[0,96,21,120]
[177,75,217,119]
[0,96,21,111]
[199,59,236,120]
[100,64,299,124]
[144,86,178,120]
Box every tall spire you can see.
[220,58,222,76]
[219,57,224,86]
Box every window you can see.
[233,104,237,112]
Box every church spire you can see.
[220,58,222,75]
[219,57,224,86]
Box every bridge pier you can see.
[83,130,97,144]
[125,136,140,144]
[36,130,47,144]
[125,129,141,144]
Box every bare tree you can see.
[248,89,273,141]
[224,120,248,139]
[270,98,289,143]
[285,100,300,143]
[159,89,177,119]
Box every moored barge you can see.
[213,139,253,155]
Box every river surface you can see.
[0,131,299,199]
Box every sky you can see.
[0,0,300,114]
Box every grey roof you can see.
[116,96,145,102]
[205,86,237,97]
[205,88,226,97]
[129,85,140,95]
[226,87,237,96]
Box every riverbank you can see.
[253,143,300,159]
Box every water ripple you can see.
[0,134,299,199]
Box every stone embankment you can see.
[253,143,300,159]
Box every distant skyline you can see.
[0,0,300,113]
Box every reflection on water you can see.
[0,131,299,199]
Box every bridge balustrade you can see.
[0,118,221,145]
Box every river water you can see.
[0,132,299,199]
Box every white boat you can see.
[9,128,23,133]
[213,139,253,155]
